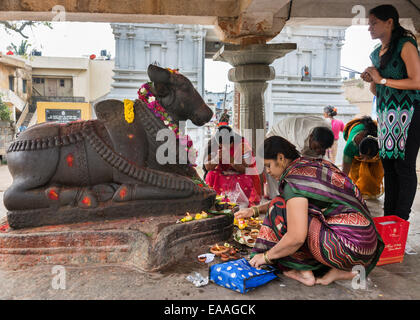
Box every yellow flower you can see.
[238,219,247,230]
[195,213,202,220]
[124,99,135,123]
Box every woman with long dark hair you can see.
[234,136,384,286]
[361,4,420,220]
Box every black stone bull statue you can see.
[4,65,216,229]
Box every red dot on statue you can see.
[119,188,127,199]
[66,154,74,167]
[49,190,59,200]
[81,197,91,206]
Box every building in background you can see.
[0,50,114,160]
[265,25,358,164]
[27,55,114,127]
[204,90,233,121]
[1,23,360,166]
[0,52,32,123]
[0,53,32,160]
[106,23,209,162]
[203,89,234,141]
[108,23,359,166]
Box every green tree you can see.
[1,21,52,58]
[9,39,31,56]
[0,96,11,122]
[0,21,52,39]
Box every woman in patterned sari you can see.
[235,136,384,286]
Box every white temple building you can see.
[106,23,359,165]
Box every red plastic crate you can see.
[373,215,410,266]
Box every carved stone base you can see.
[7,193,215,229]
[0,214,233,272]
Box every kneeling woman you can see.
[342,116,384,199]
[235,136,384,286]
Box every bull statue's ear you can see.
[147,64,170,84]
[153,82,170,97]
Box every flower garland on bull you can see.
[127,69,204,179]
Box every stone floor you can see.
[0,164,420,300]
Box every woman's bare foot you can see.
[315,268,357,285]
[283,269,316,286]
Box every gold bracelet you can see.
[251,206,259,218]
[263,251,273,265]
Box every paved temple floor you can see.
[0,164,420,300]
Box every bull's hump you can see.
[18,122,61,141]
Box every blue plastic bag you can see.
[209,258,277,293]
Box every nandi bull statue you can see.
[4,65,216,229]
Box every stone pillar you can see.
[112,26,121,69]
[336,41,344,77]
[127,25,136,70]
[175,25,185,70]
[214,43,296,152]
[323,41,332,77]
[233,85,241,130]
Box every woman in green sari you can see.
[235,136,384,286]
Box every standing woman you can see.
[323,105,344,164]
[362,4,420,220]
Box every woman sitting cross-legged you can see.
[235,136,384,286]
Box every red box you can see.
[373,215,410,266]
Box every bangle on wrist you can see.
[264,251,273,265]
[251,206,259,218]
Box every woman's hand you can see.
[234,207,254,219]
[249,253,266,269]
[361,70,373,83]
[365,67,383,84]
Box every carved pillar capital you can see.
[214,12,286,46]
[213,43,296,152]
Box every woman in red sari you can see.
[204,126,261,207]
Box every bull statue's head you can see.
[147,65,213,126]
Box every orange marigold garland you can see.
[124,99,135,123]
